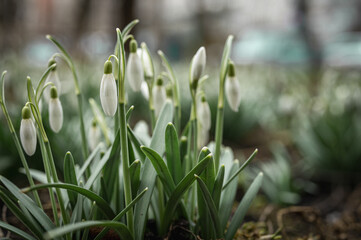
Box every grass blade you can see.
[212,164,225,209]
[129,160,141,198]
[64,152,78,208]
[77,143,102,181]
[0,220,37,240]
[195,175,223,239]
[165,123,182,184]
[225,172,263,240]
[44,221,133,240]
[127,125,146,163]
[26,183,115,219]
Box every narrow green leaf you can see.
[127,125,146,163]
[162,154,212,234]
[198,147,215,192]
[225,172,263,240]
[89,98,111,146]
[165,123,182,184]
[64,152,78,208]
[0,220,37,240]
[77,143,102,181]
[122,19,139,38]
[212,164,225,209]
[223,149,258,189]
[19,168,47,184]
[0,176,55,231]
[129,160,141,199]
[134,101,173,240]
[99,176,109,202]
[27,183,115,219]
[220,35,234,82]
[0,188,43,239]
[195,175,223,238]
[94,187,148,240]
[44,221,132,240]
[141,146,176,195]
[126,105,134,122]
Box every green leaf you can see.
[126,105,134,122]
[198,147,215,192]
[225,172,263,240]
[161,154,212,234]
[0,187,43,239]
[141,146,176,195]
[127,125,146,163]
[212,164,225,209]
[129,160,141,199]
[19,168,47,184]
[77,143,102,181]
[94,187,148,240]
[122,19,139,38]
[195,175,223,239]
[220,35,234,82]
[133,101,173,240]
[1,71,6,103]
[85,130,120,189]
[64,152,78,208]
[223,149,258,190]
[0,220,37,240]
[89,98,111,146]
[219,160,238,231]
[44,221,133,240]
[0,176,55,231]
[165,123,182,184]
[27,183,115,219]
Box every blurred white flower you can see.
[88,120,100,152]
[100,60,117,116]
[49,87,63,133]
[190,47,206,82]
[127,40,144,92]
[44,70,61,101]
[141,43,154,78]
[20,106,37,156]
[140,81,149,100]
[225,62,241,112]
[197,96,211,131]
[153,78,166,117]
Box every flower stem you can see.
[214,106,224,171]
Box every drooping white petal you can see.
[152,85,166,117]
[225,76,241,112]
[88,125,100,152]
[197,100,211,130]
[142,46,153,78]
[49,98,63,133]
[20,119,37,156]
[100,73,117,116]
[44,70,61,101]
[127,53,144,92]
[140,81,149,100]
[190,47,206,82]
[197,123,209,149]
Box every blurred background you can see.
[1,0,361,207]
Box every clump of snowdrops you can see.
[0,20,263,240]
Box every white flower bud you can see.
[190,47,206,82]
[88,120,100,152]
[127,39,144,92]
[197,96,211,131]
[225,62,241,112]
[140,81,149,100]
[197,124,209,149]
[141,43,154,78]
[44,70,61,101]
[153,78,166,117]
[20,106,37,156]
[100,60,118,116]
[49,87,63,133]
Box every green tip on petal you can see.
[201,95,206,102]
[48,58,57,70]
[227,61,236,77]
[130,39,138,53]
[104,60,113,74]
[156,77,163,86]
[22,106,31,119]
[166,85,173,98]
[92,119,97,127]
[50,86,58,99]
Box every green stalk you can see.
[46,35,89,161]
[117,28,134,234]
[214,106,224,172]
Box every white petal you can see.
[191,47,206,81]
[140,81,149,100]
[44,71,61,101]
[88,126,100,152]
[152,85,166,117]
[20,119,37,156]
[197,101,211,130]
[100,74,118,116]
[127,53,144,92]
[49,98,63,133]
[197,123,209,149]
[142,47,153,78]
[225,76,241,112]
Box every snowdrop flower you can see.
[153,77,166,117]
[140,81,149,100]
[100,60,117,116]
[127,39,144,92]
[49,86,63,133]
[190,47,206,84]
[225,61,241,112]
[88,119,100,152]
[141,43,154,79]
[197,95,211,131]
[44,59,61,101]
[20,106,37,156]
[197,125,209,149]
